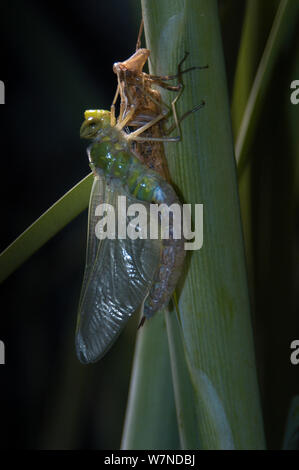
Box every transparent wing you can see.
[76,174,162,363]
[77,176,103,310]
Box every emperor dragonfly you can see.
[76,109,185,363]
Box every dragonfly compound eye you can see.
[80,118,99,139]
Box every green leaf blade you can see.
[0,173,92,283]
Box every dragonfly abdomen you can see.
[143,205,185,318]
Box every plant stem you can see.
[121,311,179,450]
[141,0,265,449]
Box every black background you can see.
[0,0,142,449]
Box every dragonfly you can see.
[76,109,185,364]
[76,27,207,364]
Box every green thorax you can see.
[80,109,168,203]
[90,139,163,202]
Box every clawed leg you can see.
[136,19,144,51]
[114,50,207,142]
[131,52,207,142]
[115,105,138,131]
[165,100,205,136]
[127,110,170,141]
[125,82,205,143]
[127,100,205,143]
[146,52,208,90]
[110,84,120,127]
[124,56,187,142]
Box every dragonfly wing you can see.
[78,176,103,310]
[76,174,161,363]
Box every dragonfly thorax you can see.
[88,140,130,180]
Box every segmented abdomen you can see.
[119,151,185,317]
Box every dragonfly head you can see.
[80,109,111,139]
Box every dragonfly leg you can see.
[157,54,206,140]
[136,18,144,51]
[123,85,178,143]
[146,65,208,86]
[117,52,207,142]
[165,100,205,136]
[132,54,207,141]
[146,51,208,86]
[110,83,120,127]
[126,96,205,143]
[115,105,137,130]
[127,110,169,141]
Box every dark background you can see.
[0,0,298,449]
[0,0,142,449]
